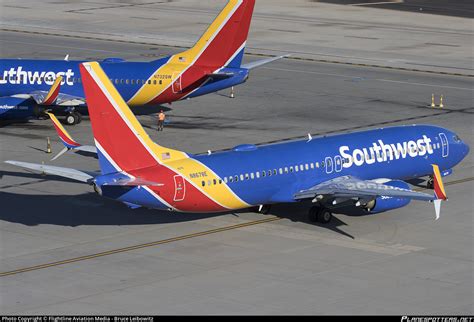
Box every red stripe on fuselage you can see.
[128,166,226,212]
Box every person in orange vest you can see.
[157,110,166,131]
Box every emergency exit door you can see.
[439,133,449,157]
[173,175,186,201]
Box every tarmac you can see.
[0,0,473,315]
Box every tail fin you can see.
[79,62,188,174]
[432,164,448,220]
[180,0,255,69]
[47,112,81,149]
[41,76,62,105]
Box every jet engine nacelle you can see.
[365,180,411,214]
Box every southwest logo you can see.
[0,67,75,86]
[339,135,434,168]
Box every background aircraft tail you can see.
[183,0,255,69]
[79,62,188,175]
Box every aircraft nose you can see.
[463,141,470,156]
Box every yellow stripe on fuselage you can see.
[127,0,242,105]
[166,157,251,210]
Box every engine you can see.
[365,180,411,214]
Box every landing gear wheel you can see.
[316,208,332,224]
[64,113,78,126]
[427,177,434,189]
[258,205,271,214]
[73,111,82,124]
[308,206,320,222]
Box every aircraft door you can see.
[439,133,449,157]
[325,157,333,174]
[172,72,182,93]
[173,175,186,201]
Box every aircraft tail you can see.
[432,164,448,220]
[182,0,255,69]
[79,62,188,175]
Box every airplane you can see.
[5,62,470,223]
[0,0,285,125]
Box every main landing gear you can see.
[308,206,332,224]
[64,111,82,126]
[427,176,434,189]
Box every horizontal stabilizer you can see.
[5,160,96,183]
[206,72,234,80]
[94,172,163,187]
[241,54,289,70]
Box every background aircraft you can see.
[5,62,470,222]
[0,0,285,125]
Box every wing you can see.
[17,75,85,106]
[47,112,97,161]
[294,176,434,202]
[241,54,290,70]
[4,160,96,183]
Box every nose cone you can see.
[462,141,470,157]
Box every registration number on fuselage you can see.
[189,171,208,179]
[154,74,172,80]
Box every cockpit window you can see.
[453,135,461,143]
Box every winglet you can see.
[47,112,82,150]
[432,164,447,220]
[41,76,63,105]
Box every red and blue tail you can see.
[184,0,255,69]
[79,62,188,175]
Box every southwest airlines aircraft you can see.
[0,0,283,125]
[5,62,470,223]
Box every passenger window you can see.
[310,163,314,169]
[250,173,254,179]
[131,79,135,85]
[273,169,277,175]
[279,168,283,175]
[256,172,260,179]
[235,175,239,182]
[240,174,244,181]
[213,179,217,185]
[159,80,163,85]
[268,170,272,176]
[290,167,293,173]
[295,166,299,172]
[305,164,309,170]
[300,165,304,171]
[229,177,233,183]
[153,80,157,85]
[262,171,266,177]
[202,181,205,187]
[245,174,249,180]
[125,79,129,84]
[148,80,151,85]
[219,179,222,184]
[224,177,228,183]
